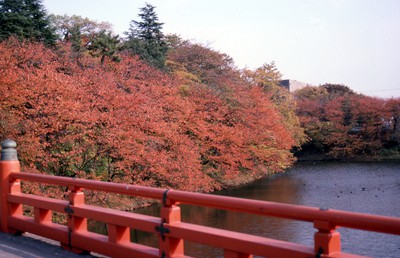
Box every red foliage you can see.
[295,85,400,158]
[0,39,297,195]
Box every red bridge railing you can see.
[0,139,399,258]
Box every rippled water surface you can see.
[132,162,400,257]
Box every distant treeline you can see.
[295,84,400,160]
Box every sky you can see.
[42,0,400,98]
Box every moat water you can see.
[95,161,400,257]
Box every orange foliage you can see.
[295,85,400,158]
[0,39,297,196]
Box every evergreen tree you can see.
[0,0,56,45]
[124,3,167,69]
[88,30,120,64]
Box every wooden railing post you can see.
[0,139,21,233]
[62,186,88,254]
[314,220,341,256]
[108,224,130,244]
[159,191,184,257]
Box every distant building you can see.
[279,80,308,92]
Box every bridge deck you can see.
[0,232,101,258]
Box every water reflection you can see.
[131,175,309,257]
[92,162,400,257]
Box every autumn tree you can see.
[124,3,167,69]
[295,84,399,159]
[385,98,400,147]
[1,37,302,201]
[49,14,120,63]
[0,0,56,45]
[321,83,355,97]
[166,35,239,94]
[165,36,299,184]
[49,14,113,42]
[294,86,330,153]
[0,38,215,194]
[242,62,307,147]
[242,62,282,89]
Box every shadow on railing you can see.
[0,139,399,258]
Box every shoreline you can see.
[295,153,400,163]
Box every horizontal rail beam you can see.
[8,193,68,214]
[8,193,161,233]
[71,231,161,258]
[11,173,166,200]
[167,222,365,258]
[8,215,68,244]
[166,190,400,235]
[168,222,315,258]
[10,172,400,236]
[72,204,160,233]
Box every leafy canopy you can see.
[48,14,120,64]
[1,38,299,196]
[48,14,113,42]
[124,3,167,69]
[295,84,400,158]
[0,0,56,45]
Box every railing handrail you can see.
[11,172,400,236]
[167,190,400,235]
[1,140,400,258]
[11,172,166,199]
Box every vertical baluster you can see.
[108,224,130,243]
[159,190,184,257]
[68,187,87,232]
[62,186,89,254]
[9,178,23,218]
[34,208,52,224]
[314,220,341,256]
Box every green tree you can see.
[0,0,56,45]
[124,3,167,69]
[87,30,120,64]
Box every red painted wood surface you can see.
[1,158,399,257]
